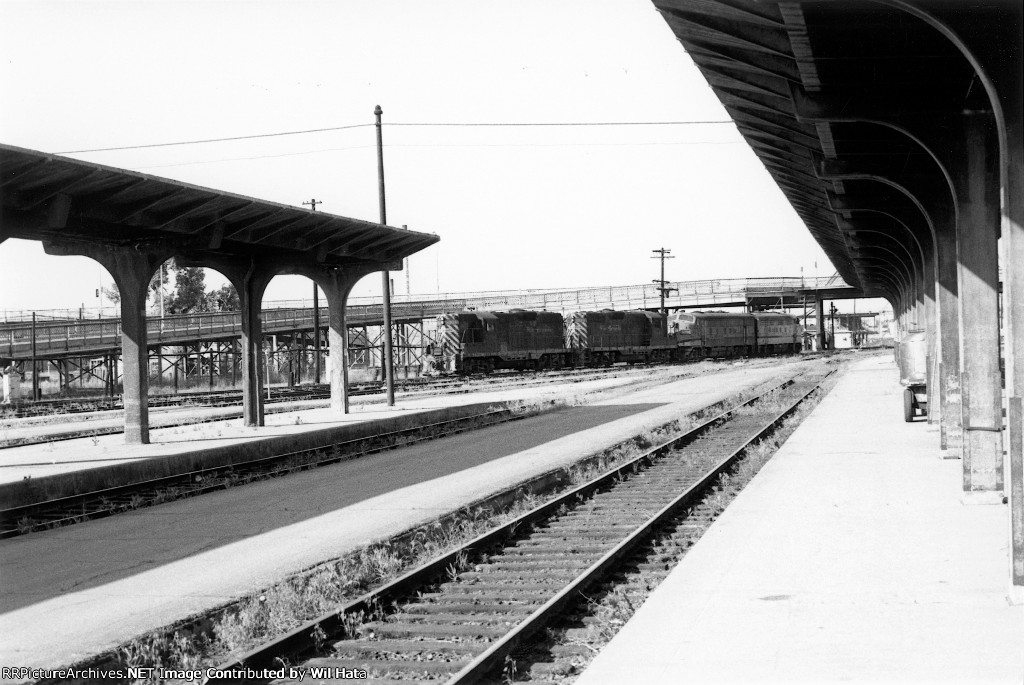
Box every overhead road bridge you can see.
[650,0,1022,585]
[0,143,439,443]
[0,275,856,360]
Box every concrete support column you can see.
[922,252,938,425]
[116,260,152,444]
[290,265,373,414]
[43,243,164,444]
[43,240,163,444]
[324,276,359,413]
[935,237,963,453]
[236,266,273,427]
[999,70,1024,587]
[209,258,277,428]
[956,114,1003,493]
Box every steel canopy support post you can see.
[375,104,395,406]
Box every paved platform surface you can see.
[0,359,809,670]
[577,354,1024,684]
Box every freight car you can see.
[565,310,674,366]
[437,309,566,373]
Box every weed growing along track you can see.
[40,367,824,683]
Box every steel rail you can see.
[0,362,707,447]
[209,373,826,678]
[448,374,829,684]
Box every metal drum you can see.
[896,330,928,421]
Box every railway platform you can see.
[576,354,1024,684]
[0,360,799,672]
[0,366,711,501]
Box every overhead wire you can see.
[135,139,743,170]
[56,120,735,155]
[54,123,375,154]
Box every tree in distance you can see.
[101,260,239,314]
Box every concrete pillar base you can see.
[960,491,1006,506]
[963,427,1004,492]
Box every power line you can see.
[134,139,743,170]
[54,123,374,154]
[55,120,734,155]
[388,120,733,127]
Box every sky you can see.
[0,0,878,314]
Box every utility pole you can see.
[830,302,838,349]
[31,312,38,400]
[375,105,396,406]
[304,199,322,384]
[651,247,676,316]
[403,225,411,296]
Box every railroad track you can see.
[1,384,366,419]
[0,363,709,448]
[208,371,831,683]
[1,355,794,421]
[0,406,534,538]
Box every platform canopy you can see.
[0,143,438,267]
[651,0,1017,300]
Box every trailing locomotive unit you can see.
[669,311,756,359]
[566,310,674,366]
[668,311,801,359]
[438,310,566,373]
[751,311,802,354]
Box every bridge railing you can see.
[0,276,849,358]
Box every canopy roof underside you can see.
[0,144,439,268]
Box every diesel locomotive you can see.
[434,308,802,373]
[669,311,802,359]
